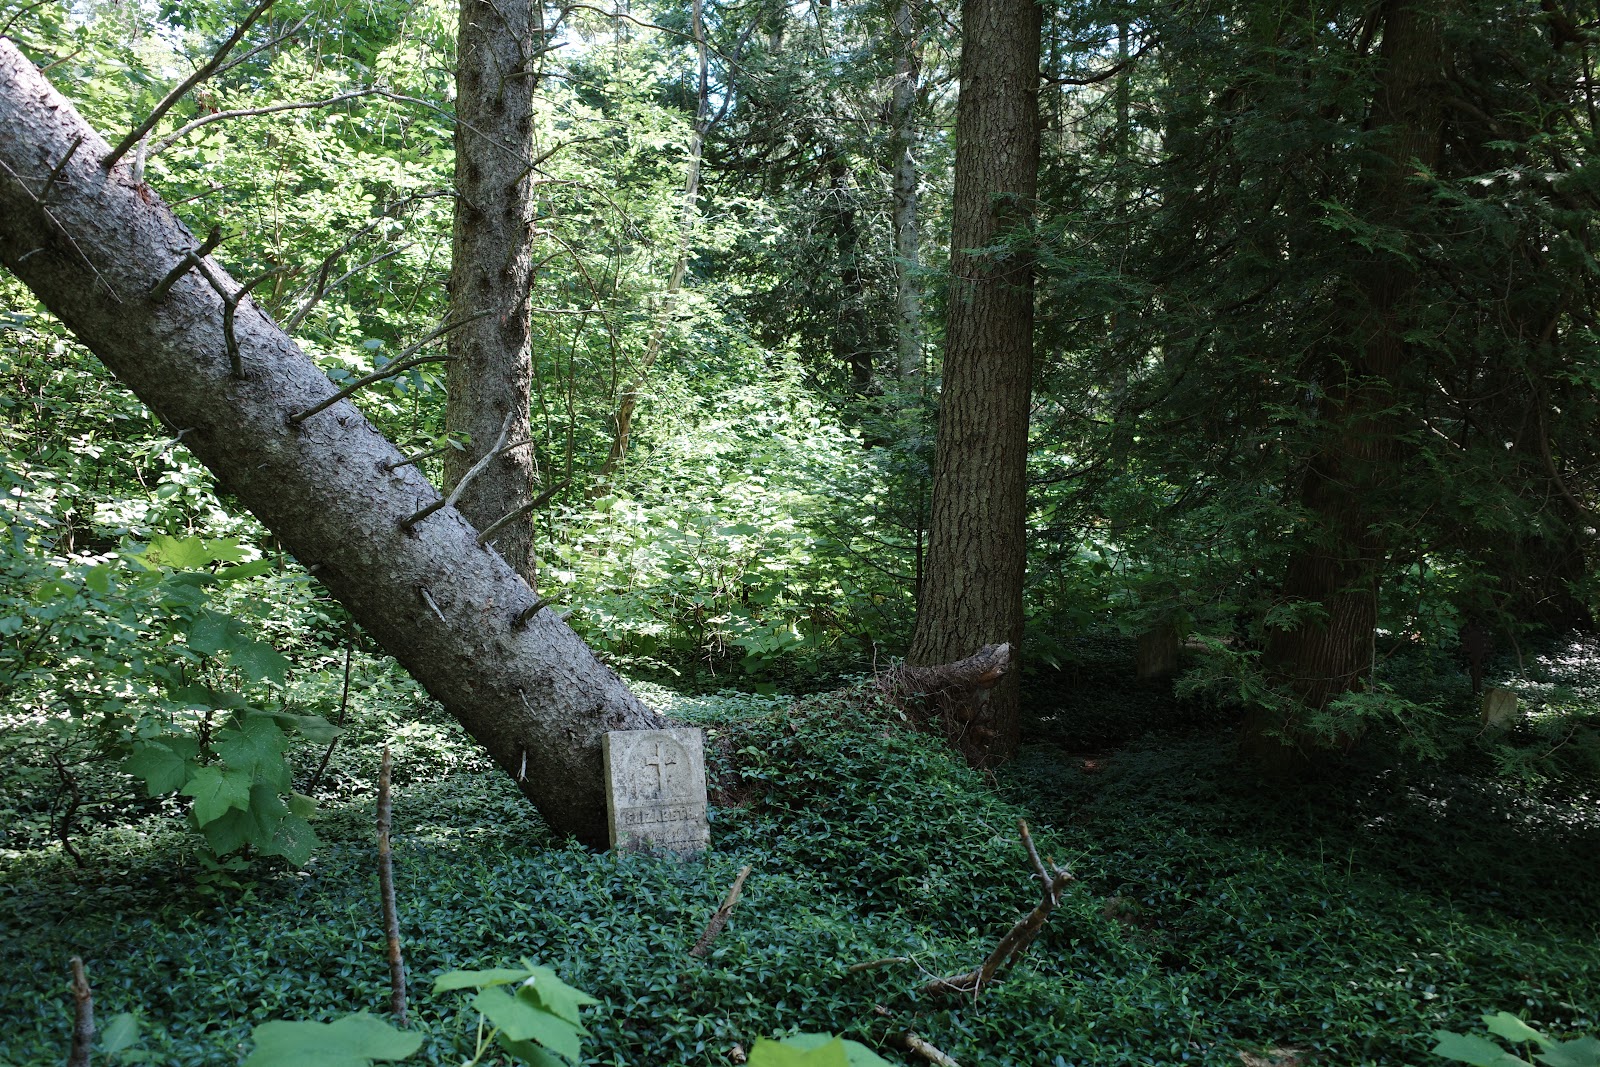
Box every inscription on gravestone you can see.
[603,727,710,854]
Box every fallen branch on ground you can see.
[690,864,752,957]
[921,818,1072,1000]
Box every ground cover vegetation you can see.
[2,0,1599,1060]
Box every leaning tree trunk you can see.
[0,39,658,848]
[445,0,542,583]
[904,0,1040,766]
[1253,0,1447,764]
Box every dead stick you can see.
[1017,819,1055,904]
[903,1033,960,1067]
[401,408,515,529]
[847,957,913,974]
[287,311,488,425]
[102,0,279,171]
[377,745,408,1026]
[689,864,751,957]
[67,956,94,1067]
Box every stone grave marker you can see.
[603,727,710,854]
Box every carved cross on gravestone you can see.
[603,727,709,855]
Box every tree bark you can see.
[445,0,542,583]
[1254,0,1447,760]
[0,39,658,848]
[904,0,1040,766]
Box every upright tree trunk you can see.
[599,0,709,480]
[445,0,542,582]
[905,0,1040,766]
[889,0,924,385]
[0,39,657,847]
[1254,0,1447,757]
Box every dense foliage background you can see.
[1,0,1598,1061]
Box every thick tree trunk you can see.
[445,0,542,583]
[0,39,658,847]
[889,0,924,385]
[904,0,1040,766]
[1254,0,1446,759]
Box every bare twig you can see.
[902,1033,960,1067]
[383,439,459,473]
[689,864,751,957]
[150,226,225,301]
[512,598,550,630]
[847,957,913,974]
[151,87,385,155]
[305,638,355,795]
[39,134,83,203]
[287,346,457,426]
[418,587,447,625]
[102,0,280,171]
[1017,819,1056,904]
[400,408,515,529]
[1,0,54,38]
[221,268,280,378]
[922,821,1073,1000]
[283,243,410,331]
[67,956,94,1067]
[477,479,568,547]
[377,745,408,1027]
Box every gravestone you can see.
[603,727,710,854]
[1480,687,1519,730]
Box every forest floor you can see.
[1,637,1597,1066]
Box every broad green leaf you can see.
[181,765,252,826]
[99,1012,140,1054]
[243,1013,422,1066]
[270,812,319,866]
[749,1037,851,1067]
[233,639,290,685]
[274,711,342,744]
[217,716,289,781]
[203,537,246,563]
[779,1034,894,1066]
[287,792,317,818]
[148,534,212,570]
[200,807,251,855]
[1536,1037,1600,1067]
[472,987,581,1062]
[520,966,600,1027]
[432,967,535,993]
[187,611,232,655]
[215,559,275,582]
[498,1036,570,1067]
[83,564,113,595]
[1432,1030,1533,1067]
[1485,1014,1552,1050]
[123,742,190,796]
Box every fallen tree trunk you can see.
[878,643,1012,762]
[0,39,657,847]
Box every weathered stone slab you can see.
[603,728,710,854]
[1480,687,1519,730]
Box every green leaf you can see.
[497,1037,570,1067]
[242,1013,422,1066]
[148,534,212,571]
[99,1012,140,1055]
[200,807,251,855]
[1432,1030,1533,1067]
[287,792,317,818]
[778,1034,894,1066]
[1536,1038,1600,1067]
[749,1037,851,1067]
[472,987,581,1062]
[273,711,342,744]
[1485,1014,1553,1050]
[217,716,289,783]
[181,765,252,826]
[269,812,319,866]
[123,742,191,796]
[520,966,600,1028]
[83,564,113,595]
[233,639,290,685]
[432,967,535,993]
[187,611,232,655]
[215,559,275,582]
